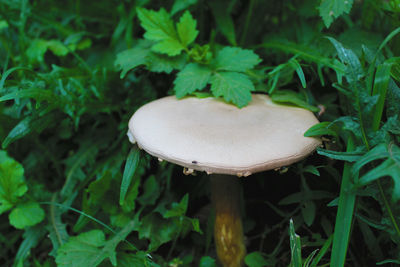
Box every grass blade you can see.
[330,136,357,267]
[371,62,392,131]
[310,234,333,267]
[120,146,141,205]
[289,57,307,88]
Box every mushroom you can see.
[127,94,320,267]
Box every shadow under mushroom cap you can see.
[128,94,321,176]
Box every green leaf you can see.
[330,136,357,267]
[139,213,180,251]
[15,226,47,265]
[176,11,198,48]
[199,256,216,267]
[173,63,212,98]
[48,199,69,257]
[0,150,27,214]
[304,122,338,137]
[303,165,321,176]
[117,251,160,267]
[214,47,261,72]
[115,43,150,78]
[136,8,183,56]
[120,147,140,205]
[164,194,188,218]
[302,200,316,226]
[138,175,160,206]
[309,235,333,267]
[386,80,400,120]
[26,39,49,63]
[56,220,137,267]
[0,88,63,104]
[209,1,237,46]
[317,147,364,162]
[47,40,69,56]
[9,202,45,229]
[289,58,307,88]
[2,112,58,149]
[88,171,113,206]
[56,230,106,267]
[320,0,354,28]
[372,62,392,131]
[244,252,271,267]
[289,219,302,267]
[147,52,186,74]
[271,90,319,112]
[137,8,176,42]
[171,0,198,16]
[327,37,362,85]
[151,38,184,56]
[210,72,253,108]
[354,143,400,201]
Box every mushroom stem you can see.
[210,174,246,267]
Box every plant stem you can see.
[210,174,246,267]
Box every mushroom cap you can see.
[128,94,321,176]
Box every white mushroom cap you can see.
[128,94,321,176]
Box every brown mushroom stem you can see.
[210,174,246,267]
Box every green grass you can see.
[0,0,400,266]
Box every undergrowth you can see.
[0,0,399,266]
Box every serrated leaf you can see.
[56,230,106,267]
[137,8,177,41]
[320,0,354,28]
[317,147,364,162]
[151,38,184,56]
[0,150,27,214]
[147,52,186,74]
[177,11,198,48]
[327,37,362,84]
[48,199,69,257]
[137,8,183,56]
[210,72,253,108]
[354,143,400,201]
[387,80,400,120]
[9,202,45,229]
[174,63,212,98]
[214,47,261,72]
[15,226,47,264]
[56,220,137,267]
[120,147,140,205]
